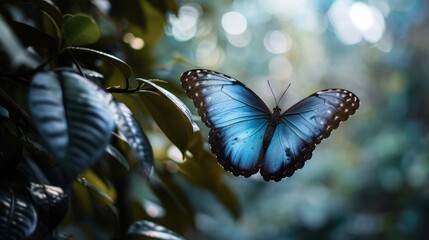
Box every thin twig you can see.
[0,87,36,131]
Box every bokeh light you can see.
[226,31,252,48]
[329,0,385,44]
[268,56,293,81]
[221,11,248,35]
[350,2,375,30]
[263,30,292,54]
[122,32,145,50]
[155,0,429,238]
[168,3,201,41]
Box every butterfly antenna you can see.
[267,80,279,105]
[278,83,291,105]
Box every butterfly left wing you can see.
[181,69,271,177]
[261,89,360,181]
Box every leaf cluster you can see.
[0,0,240,239]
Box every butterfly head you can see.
[273,106,282,113]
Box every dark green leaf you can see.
[29,182,69,238]
[178,133,223,185]
[127,220,184,240]
[0,105,9,118]
[81,69,105,85]
[139,80,198,133]
[67,47,133,81]
[28,71,115,179]
[54,67,105,87]
[76,175,114,203]
[8,21,58,50]
[63,14,100,46]
[109,0,146,28]
[112,102,153,176]
[138,79,199,155]
[106,144,130,171]
[178,133,241,218]
[148,0,179,16]
[22,138,57,167]
[211,182,241,219]
[30,0,63,32]
[178,149,222,186]
[153,171,196,231]
[0,187,37,239]
[0,120,23,180]
[0,15,39,70]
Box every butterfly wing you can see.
[181,69,271,177]
[261,89,360,181]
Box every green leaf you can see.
[63,14,100,46]
[76,172,115,204]
[28,71,115,179]
[138,79,199,155]
[30,0,63,41]
[110,0,146,28]
[8,21,58,50]
[178,133,222,185]
[106,144,130,171]
[0,105,9,118]
[151,172,196,231]
[67,47,133,81]
[112,102,153,176]
[22,138,57,167]
[0,187,37,239]
[0,15,39,70]
[29,182,69,238]
[179,149,222,185]
[0,119,23,181]
[30,0,63,30]
[148,0,179,16]
[178,133,241,218]
[211,182,241,219]
[126,220,184,240]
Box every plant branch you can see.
[0,87,36,131]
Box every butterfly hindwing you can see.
[181,69,360,181]
[261,89,360,181]
[181,69,271,176]
[209,119,268,176]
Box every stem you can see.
[0,87,36,131]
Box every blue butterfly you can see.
[181,69,360,181]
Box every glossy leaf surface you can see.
[127,220,184,240]
[28,71,115,179]
[29,182,69,238]
[112,102,153,176]
[106,144,130,171]
[63,14,100,46]
[138,79,198,155]
[0,187,37,239]
[67,47,133,80]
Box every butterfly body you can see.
[263,107,282,149]
[181,69,359,181]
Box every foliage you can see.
[0,0,239,239]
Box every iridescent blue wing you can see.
[261,89,360,181]
[181,69,271,177]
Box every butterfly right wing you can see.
[181,69,271,177]
[260,89,360,181]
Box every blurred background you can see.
[153,0,429,239]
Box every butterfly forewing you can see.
[180,69,271,176]
[261,89,360,181]
[181,69,360,181]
